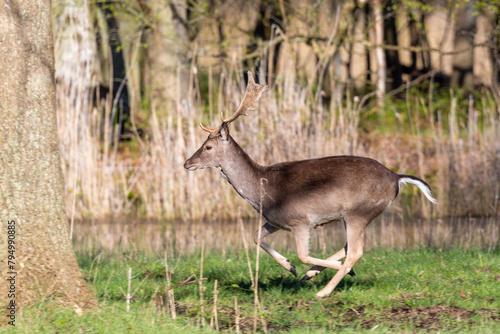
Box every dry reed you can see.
[126,267,131,313]
[238,208,255,287]
[210,280,219,331]
[164,251,176,319]
[54,2,500,222]
[234,296,240,333]
[198,240,206,327]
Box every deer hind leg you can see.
[255,223,297,277]
[301,243,355,281]
[293,226,343,271]
[315,218,366,298]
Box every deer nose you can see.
[184,159,198,171]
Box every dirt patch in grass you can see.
[175,300,499,332]
[358,305,499,331]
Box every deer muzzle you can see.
[184,159,196,171]
[184,158,205,171]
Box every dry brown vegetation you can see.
[55,58,500,221]
[54,2,500,221]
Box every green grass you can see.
[7,248,500,333]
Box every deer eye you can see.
[205,145,212,151]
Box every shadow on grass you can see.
[233,270,376,295]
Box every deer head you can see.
[184,72,268,171]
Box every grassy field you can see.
[9,247,500,333]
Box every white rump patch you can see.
[399,178,438,204]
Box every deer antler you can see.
[199,122,215,133]
[222,72,268,123]
[199,72,268,136]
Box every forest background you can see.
[54,0,500,221]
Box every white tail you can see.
[399,176,438,204]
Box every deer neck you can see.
[219,138,265,211]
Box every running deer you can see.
[184,72,437,297]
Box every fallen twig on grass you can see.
[160,275,207,294]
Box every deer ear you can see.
[220,123,229,141]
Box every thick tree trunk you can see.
[145,0,190,117]
[373,0,386,107]
[0,0,95,312]
[474,15,494,87]
[98,1,131,137]
[384,0,402,90]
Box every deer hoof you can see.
[340,261,355,276]
[290,265,297,277]
[302,269,320,281]
[315,290,329,298]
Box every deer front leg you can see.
[254,223,297,277]
[302,243,355,281]
[293,226,343,271]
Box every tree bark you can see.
[373,0,386,107]
[0,0,95,311]
[98,1,131,137]
[144,0,190,117]
[474,14,494,87]
[383,0,402,90]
